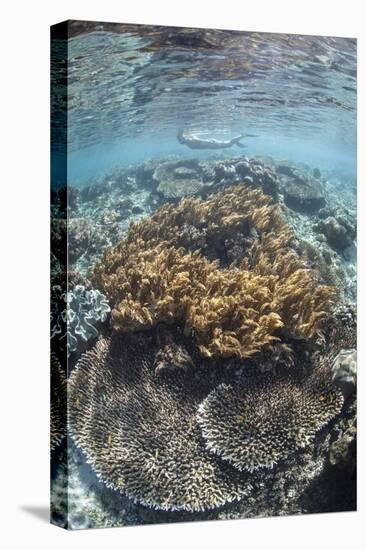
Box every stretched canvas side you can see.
[50,20,69,529]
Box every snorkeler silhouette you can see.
[177,129,257,150]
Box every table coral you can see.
[68,336,253,512]
[67,333,347,514]
[197,360,343,472]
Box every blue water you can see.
[53,26,357,185]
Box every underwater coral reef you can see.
[51,154,357,528]
[51,283,110,357]
[50,355,67,452]
[91,185,334,359]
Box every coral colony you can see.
[51,21,356,529]
[66,185,345,514]
[51,165,356,525]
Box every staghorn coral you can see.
[91,185,334,359]
[197,360,344,472]
[68,336,253,512]
[51,284,110,356]
[51,355,67,451]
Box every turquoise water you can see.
[53,27,357,185]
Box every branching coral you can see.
[68,336,252,512]
[91,185,334,360]
[153,326,194,374]
[197,362,344,472]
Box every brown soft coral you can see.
[94,243,282,358]
[245,228,335,339]
[91,184,334,359]
[183,266,283,359]
[126,185,286,253]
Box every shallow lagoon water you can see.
[51,25,357,185]
[51,22,357,529]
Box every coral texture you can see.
[92,185,334,359]
[153,158,206,198]
[331,349,357,399]
[67,334,346,514]
[153,326,194,374]
[51,217,92,265]
[283,178,325,213]
[51,284,110,356]
[126,184,285,253]
[68,336,252,512]
[314,215,356,252]
[197,361,344,472]
[51,355,67,451]
[214,157,279,198]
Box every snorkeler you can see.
[177,129,257,150]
